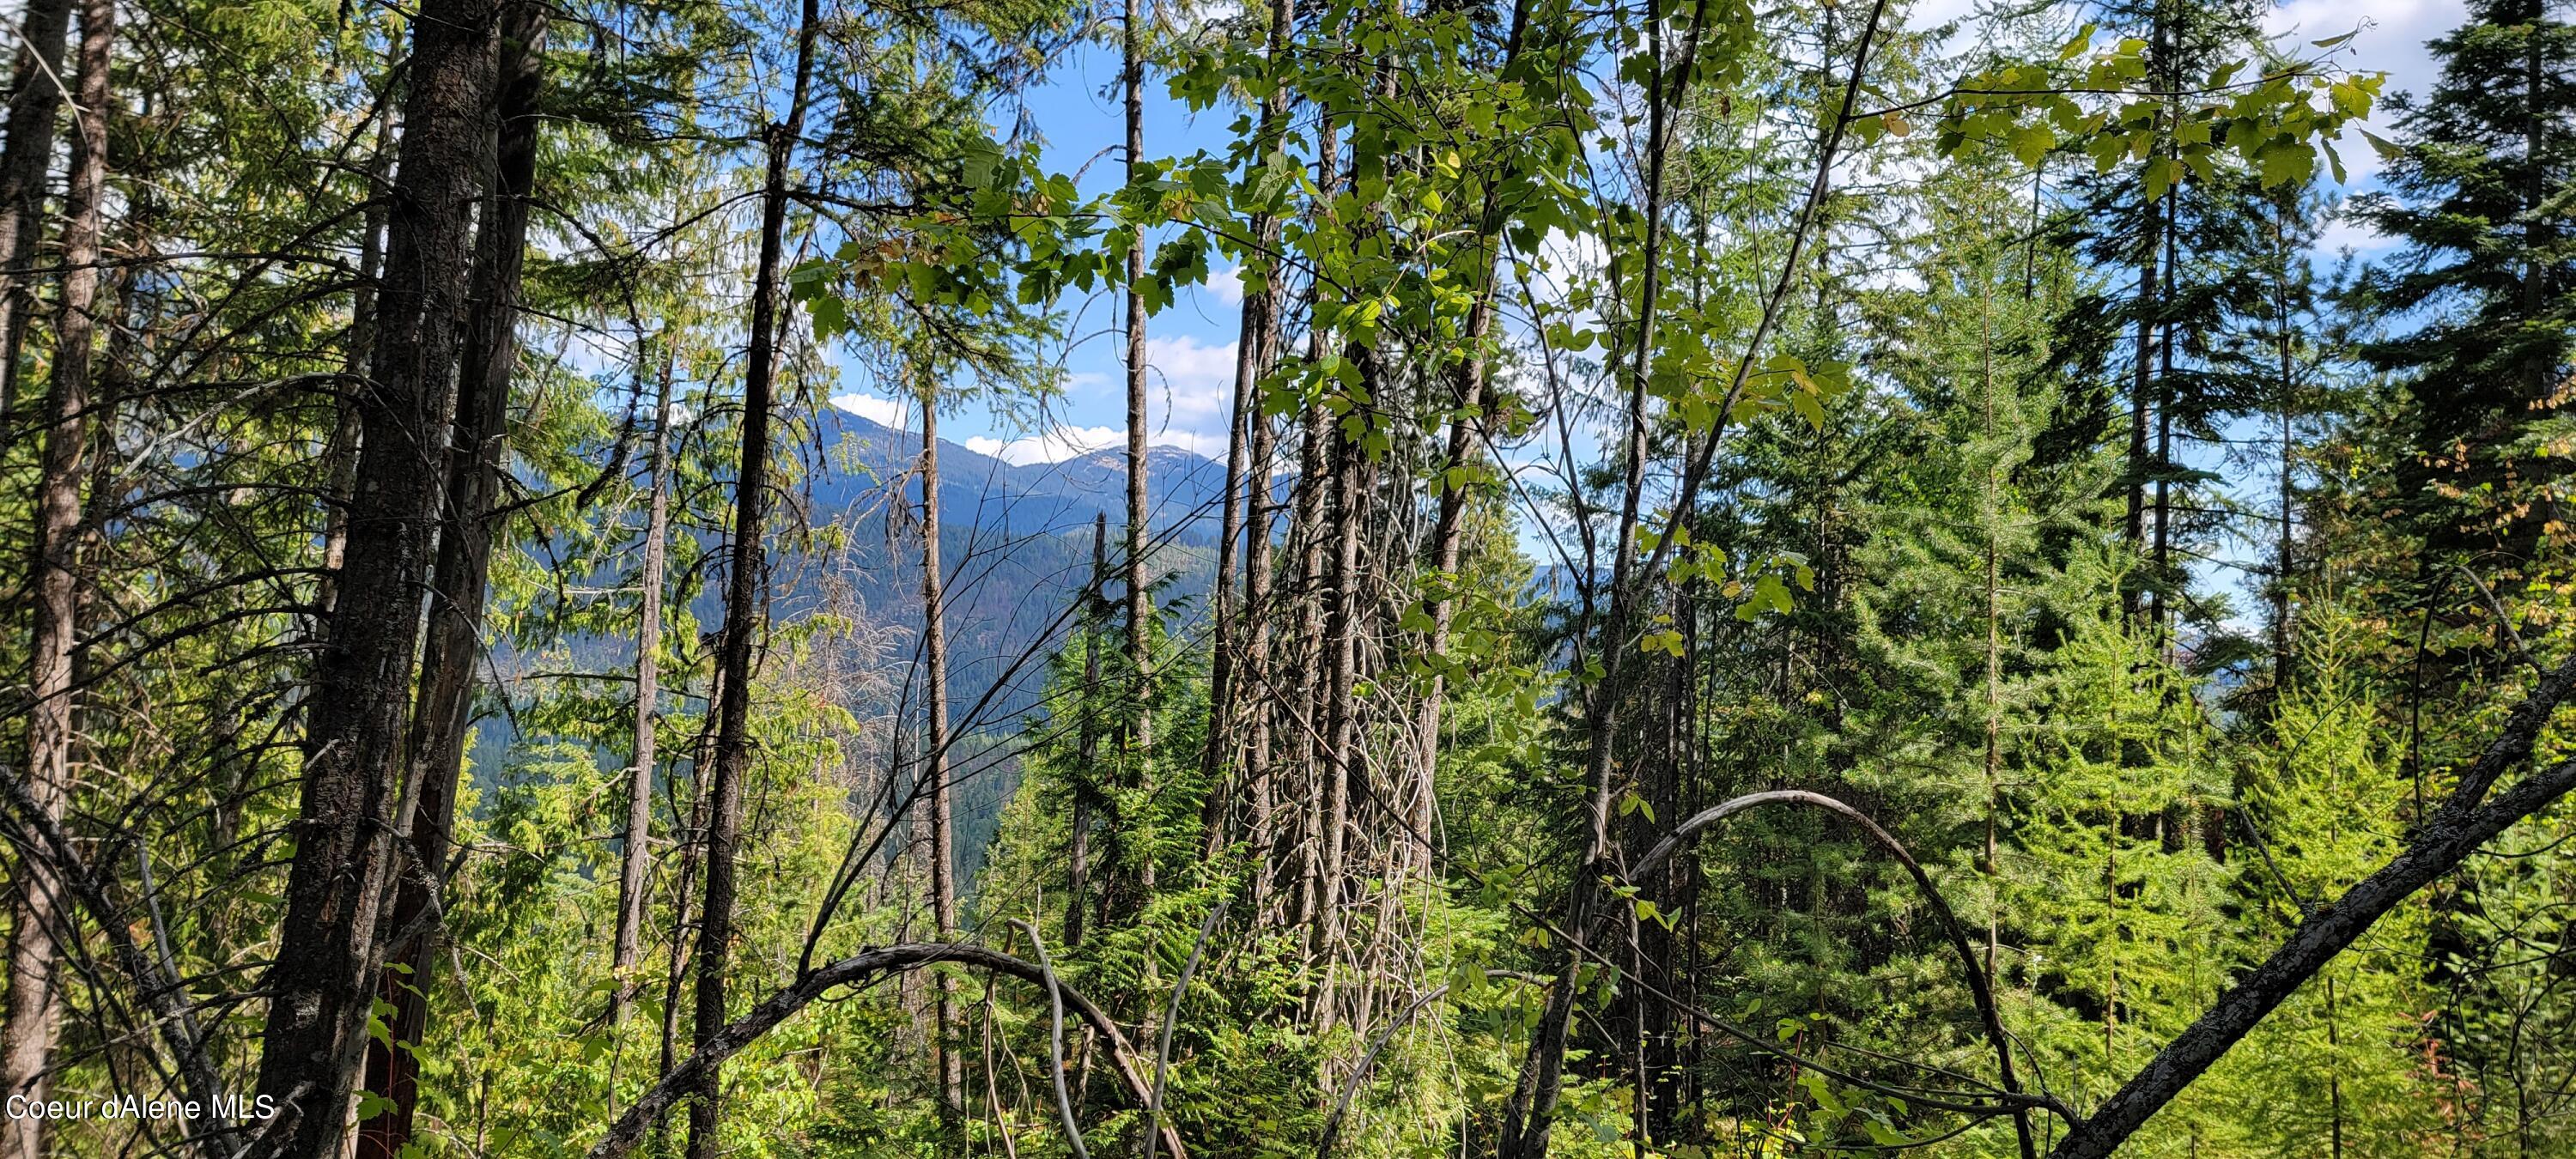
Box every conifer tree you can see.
[2348,0,2576,571]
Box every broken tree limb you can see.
[582,942,1187,1159]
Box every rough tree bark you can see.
[1,0,111,1147]
[917,391,963,1119]
[356,7,544,1152]
[684,3,814,1150]
[0,0,71,425]
[252,0,495,1146]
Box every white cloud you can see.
[1206,264,1245,306]
[965,425,1126,465]
[1147,334,1240,435]
[2317,205,2401,255]
[2266,0,2465,191]
[829,392,910,428]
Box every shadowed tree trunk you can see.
[355,8,544,1151]
[1,0,112,1146]
[685,3,815,1151]
[0,0,70,426]
[253,0,496,1147]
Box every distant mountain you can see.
[483,408,1230,878]
[779,408,1230,732]
[811,409,1233,551]
[787,409,1230,883]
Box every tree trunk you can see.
[613,343,677,1025]
[919,392,963,1120]
[1198,0,1296,862]
[0,0,70,427]
[2123,11,2168,616]
[1981,282,2003,992]
[1505,0,1683,1141]
[654,663,716,1148]
[684,3,814,1150]
[315,106,393,622]
[1241,397,1280,915]
[355,9,543,1156]
[1313,397,1364,1029]
[1122,0,1157,893]
[2273,194,2297,684]
[1067,513,1106,949]
[2150,185,2177,645]
[0,0,109,1146]
[253,0,495,1132]
[254,0,495,1143]
[1285,118,1340,938]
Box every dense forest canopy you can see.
[1,0,2573,1154]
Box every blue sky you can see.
[829,35,1251,462]
[829,0,2467,470]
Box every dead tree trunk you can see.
[684,3,814,1150]
[1,0,111,1146]
[918,391,963,1120]
[1121,0,1157,893]
[613,343,677,1024]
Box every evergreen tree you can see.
[2348,0,2576,571]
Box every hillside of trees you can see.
[1,0,2573,1155]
